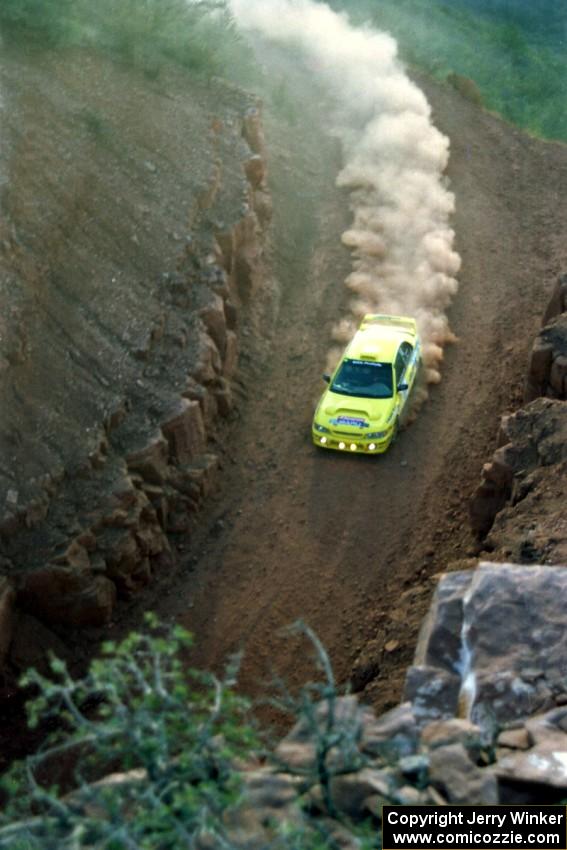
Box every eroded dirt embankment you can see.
[0,47,277,717]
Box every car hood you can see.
[317,390,395,430]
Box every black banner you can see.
[382,806,567,850]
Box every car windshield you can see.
[330,358,394,399]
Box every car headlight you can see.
[366,430,389,439]
[314,423,331,434]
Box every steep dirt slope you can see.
[130,70,567,721]
[0,45,259,551]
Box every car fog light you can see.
[320,437,327,444]
[350,443,357,451]
[338,441,346,450]
[369,443,377,451]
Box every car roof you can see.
[345,314,417,363]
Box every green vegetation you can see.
[0,617,379,849]
[0,0,256,81]
[0,616,256,848]
[330,0,567,142]
[79,0,253,80]
[0,0,73,43]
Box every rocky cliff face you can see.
[470,271,567,563]
[0,50,274,671]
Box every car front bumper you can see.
[312,430,393,454]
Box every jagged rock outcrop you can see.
[406,562,567,729]
[484,457,567,565]
[470,272,567,546]
[526,313,567,402]
[0,53,275,665]
[469,398,567,538]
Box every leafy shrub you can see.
[0,615,257,849]
[0,618,380,849]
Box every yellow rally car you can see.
[312,314,421,454]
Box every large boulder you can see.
[406,563,567,731]
[329,767,396,818]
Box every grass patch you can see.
[0,0,257,83]
[329,0,567,142]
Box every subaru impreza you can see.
[312,314,421,454]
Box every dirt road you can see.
[132,70,567,721]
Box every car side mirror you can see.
[397,383,409,392]
[322,373,331,383]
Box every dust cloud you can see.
[230,0,461,384]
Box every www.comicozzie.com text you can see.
[385,809,565,847]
